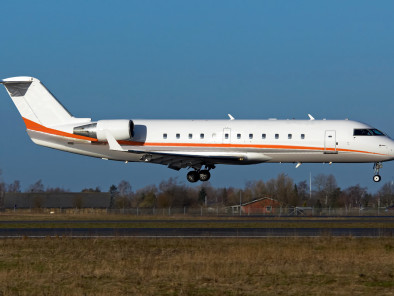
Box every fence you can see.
[4,206,393,217]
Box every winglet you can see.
[228,114,235,120]
[308,114,315,120]
[105,130,126,151]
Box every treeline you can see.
[1,169,393,209]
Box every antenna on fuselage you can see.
[308,114,315,120]
[228,114,235,120]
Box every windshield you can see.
[353,128,387,137]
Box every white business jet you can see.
[1,77,393,183]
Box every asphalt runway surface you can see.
[0,218,393,237]
[1,218,394,224]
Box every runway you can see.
[1,218,393,237]
[0,227,393,238]
[1,218,394,224]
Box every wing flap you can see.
[128,148,271,170]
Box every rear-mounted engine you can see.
[73,120,134,141]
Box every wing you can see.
[128,149,241,170]
[129,149,271,170]
[105,131,271,170]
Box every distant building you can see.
[230,197,281,214]
[3,192,111,209]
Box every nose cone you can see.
[391,148,394,160]
[390,140,394,160]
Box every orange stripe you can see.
[118,140,387,156]
[22,117,98,142]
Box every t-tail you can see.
[0,76,90,127]
[1,77,133,147]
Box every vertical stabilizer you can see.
[1,76,75,126]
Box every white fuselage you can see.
[29,119,394,165]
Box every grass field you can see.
[0,237,393,295]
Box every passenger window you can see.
[301,134,305,139]
[188,133,193,139]
[200,133,204,139]
[288,134,292,139]
[225,133,229,139]
[275,134,279,139]
[176,133,180,139]
[163,133,167,139]
[237,134,241,139]
[262,134,266,139]
[249,134,253,139]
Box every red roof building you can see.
[231,197,281,214]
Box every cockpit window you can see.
[370,129,385,136]
[353,129,385,136]
[354,129,372,136]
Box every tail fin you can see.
[1,76,82,127]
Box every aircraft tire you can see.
[187,171,199,183]
[199,170,211,182]
[373,175,381,182]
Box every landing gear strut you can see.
[373,162,383,182]
[186,166,214,183]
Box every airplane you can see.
[1,76,393,183]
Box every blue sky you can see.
[0,0,393,192]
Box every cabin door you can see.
[324,130,337,154]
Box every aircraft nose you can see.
[390,141,394,160]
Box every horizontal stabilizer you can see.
[0,77,34,84]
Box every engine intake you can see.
[73,120,134,141]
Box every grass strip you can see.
[0,237,393,295]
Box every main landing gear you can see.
[186,166,214,183]
[373,162,383,182]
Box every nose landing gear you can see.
[373,162,383,182]
[186,166,214,183]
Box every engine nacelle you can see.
[73,120,134,141]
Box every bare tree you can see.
[46,186,69,193]
[274,173,295,206]
[0,170,5,209]
[114,180,133,208]
[223,187,239,206]
[340,185,368,208]
[118,180,132,197]
[81,187,101,192]
[297,180,308,201]
[7,180,21,193]
[156,177,197,208]
[27,180,44,193]
[0,170,5,194]
[219,187,229,205]
[313,174,338,206]
[377,182,394,207]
